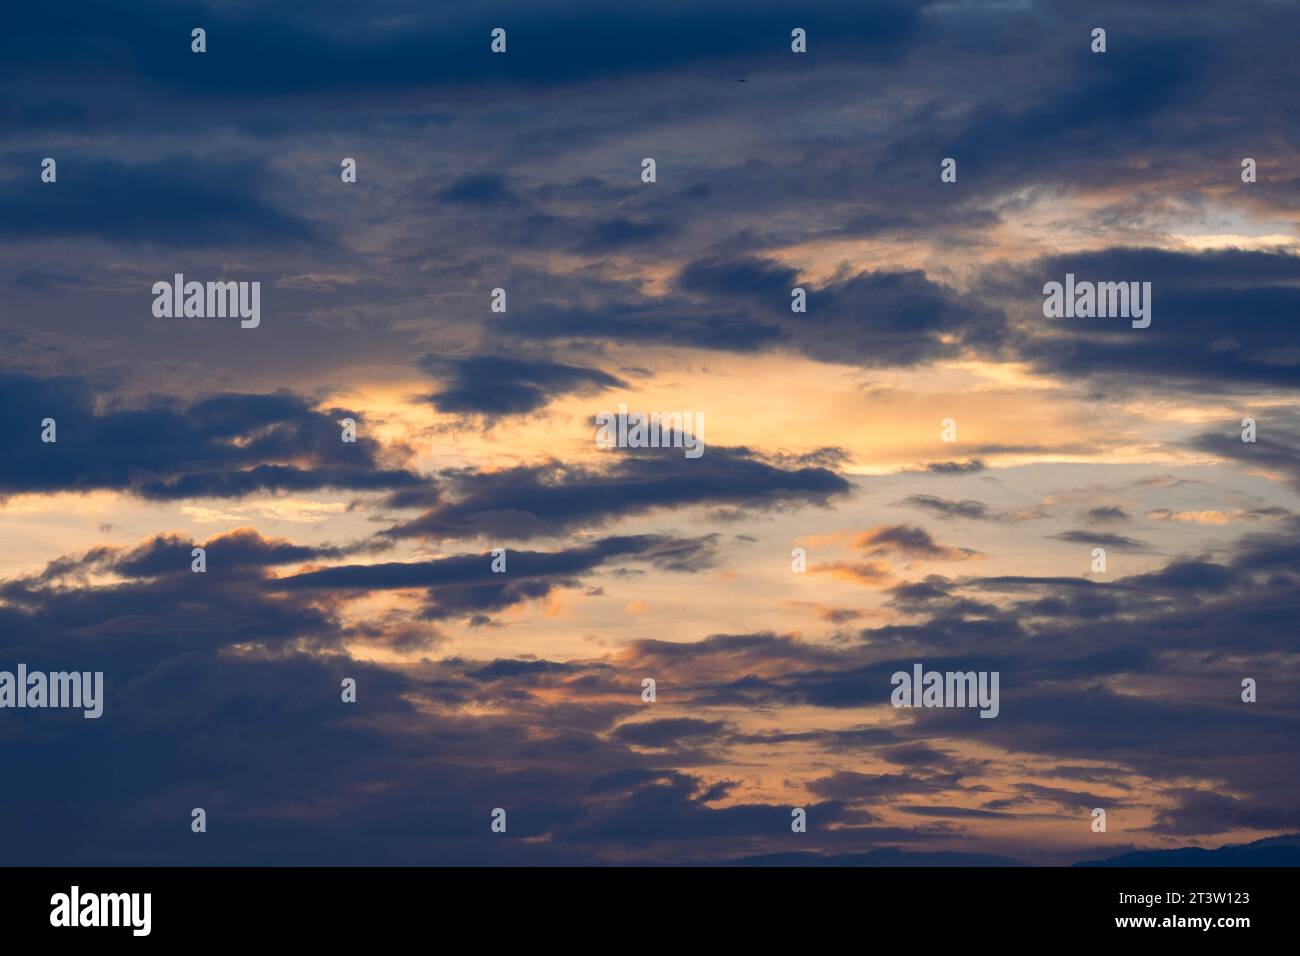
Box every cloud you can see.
[881,36,1217,189]
[612,717,727,747]
[1014,249,1300,389]
[853,524,981,560]
[0,374,421,500]
[382,446,851,540]
[1,1,925,99]
[902,495,995,521]
[276,533,717,620]
[0,156,316,246]
[96,528,342,580]
[418,353,625,417]
[5,513,1300,863]
[676,256,1010,367]
[437,173,520,206]
[1190,420,1300,494]
[925,460,986,475]
[1050,530,1151,552]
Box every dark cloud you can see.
[553,772,849,848]
[880,37,1218,190]
[1123,559,1235,592]
[1050,530,1151,552]
[4,514,1300,863]
[675,256,1010,367]
[925,460,986,475]
[289,533,710,589]
[579,217,680,252]
[855,525,980,560]
[1,1,925,99]
[1013,249,1300,389]
[886,577,1002,619]
[417,353,625,417]
[0,156,316,246]
[0,373,421,500]
[277,533,716,619]
[1190,420,1300,494]
[808,770,964,802]
[104,529,342,580]
[438,173,519,206]
[612,718,727,748]
[382,446,851,540]
[902,495,994,521]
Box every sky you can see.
[1,0,1298,865]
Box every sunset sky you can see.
[2,0,1298,865]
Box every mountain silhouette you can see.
[1076,834,1300,867]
